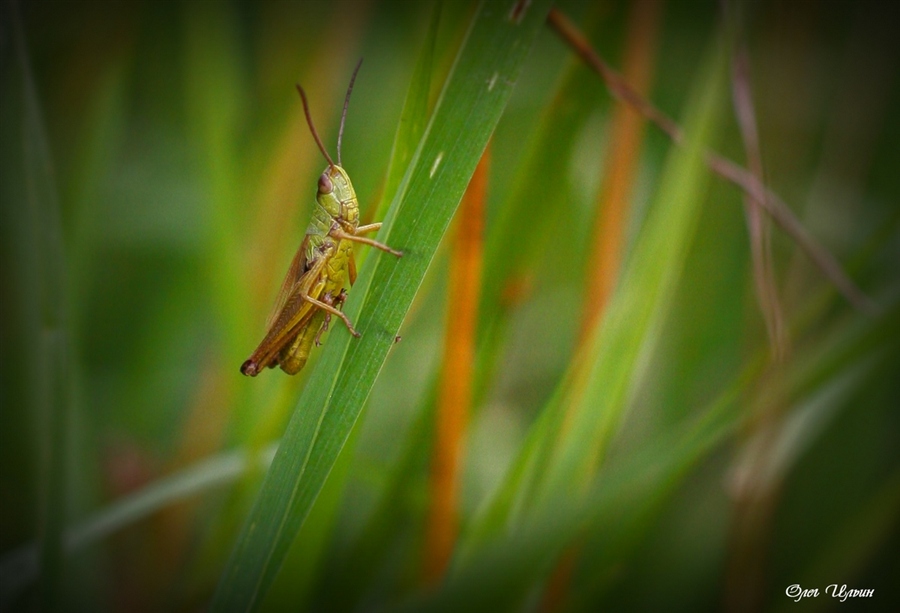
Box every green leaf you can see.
[405,379,748,613]
[419,296,898,612]
[463,21,732,555]
[540,27,731,501]
[210,0,555,609]
[258,10,446,608]
[372,2,443,224]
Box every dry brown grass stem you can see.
[548,7,876,315]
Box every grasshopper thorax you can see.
[316,164,359,227]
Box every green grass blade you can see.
[404,381,748,613]
[372,2,442,223]
[210,0,554,610]
[462,25,731,557]
[472,6,604,407]
[569,305,900,607]
[540,30,731,501]
[0,445,277,604]
[316,385,436,609]
[461,366,574,556]
[259,9,445,607]
[258,424,361,611]
[479,8,603,315]
[7,4,74,608]
[414,296,896,611]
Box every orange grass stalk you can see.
[543,1,663,609]
[580,0,663,339]
[424,146,491,583]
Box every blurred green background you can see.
[1,0,898,611]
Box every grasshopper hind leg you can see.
[315,289,349,346]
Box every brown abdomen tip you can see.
[240,360,259,377]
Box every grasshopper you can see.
[241,60,402,377]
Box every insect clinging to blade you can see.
[241,60,402,377]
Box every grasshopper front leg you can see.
[330,223,403,257]
[355,222,382,234]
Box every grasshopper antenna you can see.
[296,84,336,168]
[337,58,363,167]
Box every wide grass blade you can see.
[260,9,446,607]
[372,2,443,224]
[405,380,749,613]
[539,26,730,500]
[210,0,554,609]
[464,22,731,554]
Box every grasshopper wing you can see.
[264,234,312,330]
[241,248,330,376]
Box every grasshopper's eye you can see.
[318,173,333,194]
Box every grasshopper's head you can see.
[297,59,365,229]
[316,164,358,225]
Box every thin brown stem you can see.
[731,41,789,361]
[547,7,876,315]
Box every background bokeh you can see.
[2,0,898,611]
